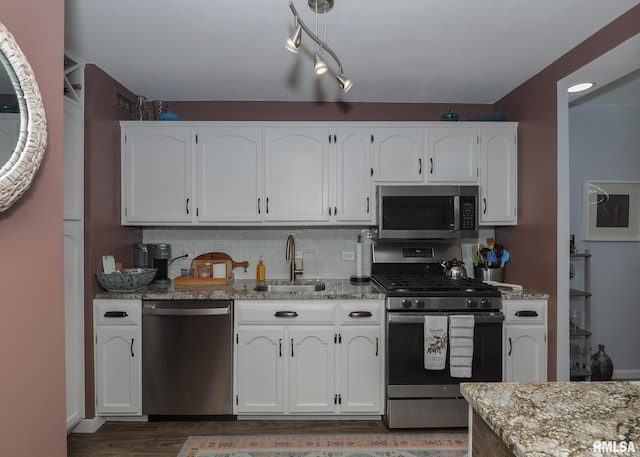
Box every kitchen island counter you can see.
[461,381,640,457]
[94,278,386,300]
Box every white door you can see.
[95,326,140,415]
[427,127,479,183]
[505,326,547,382]
[196,128,263,222]
[339,326,382,413]
[121,126,193,224]
[288,327,335,413]
[334,129,373,223]
[235,326,285,413]
[479,127,518,225]
[372,128,425,182]
[264,129,330,222]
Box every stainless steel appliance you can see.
[142,300,234,417]
[377,185,479,240]
[148,243,171,284]
[372,241,503,429]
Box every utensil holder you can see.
[474,266,504,282]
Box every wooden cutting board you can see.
[173,252,249,286]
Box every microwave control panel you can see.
[461,196,477,230]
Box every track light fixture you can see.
[285,0,353,93]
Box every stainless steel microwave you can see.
[377,185,479,239]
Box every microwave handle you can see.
[453,195,460,230]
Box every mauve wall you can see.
[0,1,66,456]
[83,65,142,418]
[495,4,640,381]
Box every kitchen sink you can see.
[254,281,326,293]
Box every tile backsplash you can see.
[143,227,495,281]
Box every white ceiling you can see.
[63,0,640,104]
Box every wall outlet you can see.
[342,251,355,261]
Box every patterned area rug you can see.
[178,433,468,457]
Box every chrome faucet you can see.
[285,234,304,281]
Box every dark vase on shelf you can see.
[591,344,613,381]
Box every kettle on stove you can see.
[441,258,467,280]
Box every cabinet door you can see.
[372,128,425,183]
[264,129,330,222]
[236,326,285,413]
[479,127,518,225]
[289,327,335,413]
[427,127,479,183]
[64,221,84,430]
[504,326,547,382]
[196,128,263,222]
[121,126,193,224]
[339,326,382,413]
[95,326,140,415]
[63,99,84,220]
[333,129,373,223]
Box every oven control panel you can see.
[388,296,501,311]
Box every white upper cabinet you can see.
[372,128,425,183]
[121,124,193,224]
[120,121,517,226]
[479,126,518,225]
[332,129,374,223]
[426,127,479,183]
[195,128,263,222]
[264,128,330,222]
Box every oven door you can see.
[386,311,503,397]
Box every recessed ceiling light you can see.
[568,82,595,93]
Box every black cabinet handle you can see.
[291,338,294,357]
[279,338,282,357]
[515,310,539,317]
[104,311,128,318]
[366,197,370,213]
[266,197,269,214]
[483,198,487,214]
[430,158,433,174]
[348,311,372,318]
[186,198,190,215]
[508,337,512,356]
[258,197,261,214]
[418,158,422,174]
[274,311,299,318]
[376,337,379,356]
[130,338,135,357]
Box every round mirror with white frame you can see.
[0,21,47,212]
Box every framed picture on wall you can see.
[584,180,640,241]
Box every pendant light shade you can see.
[335,74,353,93]
[285,0,353,93]
[285,24,302,53]
[313,53,328,75]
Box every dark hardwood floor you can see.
[66,419,429,457]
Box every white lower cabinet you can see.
[503,299,547,382]
[93,299,142,416]
[234,300,383,416]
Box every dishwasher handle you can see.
[143,306,230,316]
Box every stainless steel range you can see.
[372,241,504,429]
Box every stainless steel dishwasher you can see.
[142,300,233,417]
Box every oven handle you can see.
[387,313,504,324]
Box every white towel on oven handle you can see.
[449,315,474,378]
[424,315,448,370]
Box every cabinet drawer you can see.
[235,300,335,325]
[94,299,141,326]
[503,300,546,325]
[337,300,383,325]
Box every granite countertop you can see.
[461,381,640,457]
[94,278,386,300]
[501,288,549,300]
